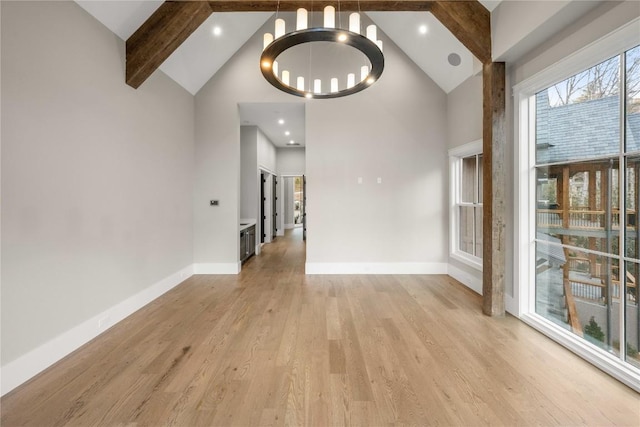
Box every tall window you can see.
[449,140,483,270]
[516,32,640,388]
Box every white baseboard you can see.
[505,294,518,316]
[284,223,295,229]
[520,313,640,393]
[305,262,448,275]
[277,229,285,236]
[0,264,194,396]
[193,262,240,274]
[447,264,482,295]
[446,264,519,316]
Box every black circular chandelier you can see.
[260,6,385,99]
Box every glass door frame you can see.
[513,19,640,392]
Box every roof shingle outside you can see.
[535,91,640,165]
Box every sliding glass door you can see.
[533,45,640,370]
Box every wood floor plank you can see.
[2,228,639,426]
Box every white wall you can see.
[509,0,640,84]
[277,147,306,176]
[195,18,448,274]
[241,126,278,245]
[446,74,483,291]
[447,75,482,150]
[257,128,276,173]
[1,0,194,388]
[491,0,603,62]
[305,39,448,272]
[257,129,276,244]
[240,126,258,220]
[193,19,298,270]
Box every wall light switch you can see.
[377,177,382,184]
[357,177,363,184]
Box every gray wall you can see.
[447,74,482,150]
[240,126,277,246]
[240,126,258,220]
[257,128,276,172]
[195,18,448,268]
[446,74,483,290]
[193,19,300,266]
[277,147,306,176]
[1,1,195,365]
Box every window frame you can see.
[513,19,640,391]
[449,139,483,271]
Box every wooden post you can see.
[588,169,597,276]
[482,62,506,317]
[562,166,570,229]
[605,161,613,345]
[636,163,640,303]
[562,243,583,336]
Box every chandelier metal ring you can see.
[260,27,384,99]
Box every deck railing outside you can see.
[537,208,630,230]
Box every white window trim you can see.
[449,139,483,271]
[513,18,640,392]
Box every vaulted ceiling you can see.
[76,0,503,147]
[77,0,500,96]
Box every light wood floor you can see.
[2,229,639,426]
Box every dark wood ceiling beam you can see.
[126,1,491,88]
[126,1,213,89]
[207,0,433,12]
[431,1,491,64]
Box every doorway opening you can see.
[282,175,306,241]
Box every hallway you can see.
[1,230,638,426]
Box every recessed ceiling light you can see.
[212,26,222,36]
[278,119,284,125]
[419,25,428,35]
[285,131,290,136]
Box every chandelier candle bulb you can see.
[296,8,308,30]
[259,10,385,99]
[361,65,368,81]
[347,73,355,89]
[275,18,285,38]
[324,6,335,28]
[349,13,360,34]
[366,25,377,42]
[263,33,273,50]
